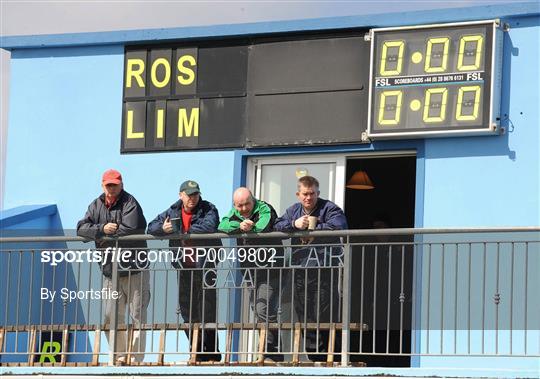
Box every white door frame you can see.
[246,154,347,209]
[246,150,417,211]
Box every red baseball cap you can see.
[102,169,122,185]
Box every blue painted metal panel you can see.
[0,204,57,227]
[0,205,91,363]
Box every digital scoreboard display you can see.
[367,20,503,138]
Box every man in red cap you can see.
[77,169,149,365]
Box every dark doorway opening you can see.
[345,155,416,367]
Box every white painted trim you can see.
[245,152,416,211]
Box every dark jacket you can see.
[274,198,348,246]
[76,190,148,278]
[147,197,221,268]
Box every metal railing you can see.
[0,227,538,367]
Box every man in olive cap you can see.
[147,180,221,362]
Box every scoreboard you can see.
[367,20,503,138]
[120,20,505,153]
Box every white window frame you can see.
[246,154,346,209]
[246,150,416,212]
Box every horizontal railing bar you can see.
[1,323,370,332]
[1,226,539,243]
[2,353,537,358]
[1,239,536,250]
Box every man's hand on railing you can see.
[239,220,254,232]
[103,223,119,235]
[294,215,309,230]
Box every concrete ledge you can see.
[0,366,537,378]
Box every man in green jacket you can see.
[219,187,283,363]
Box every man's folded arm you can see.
[76,206,103,239]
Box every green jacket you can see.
[218,199,275,234]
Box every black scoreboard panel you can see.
[247,36,370,147]
[248,91,366,146]
[248,37,368,93]
[121,44,248,152]
[197,46,248,97]
[367,21,502,137]
[121,34,371,153]
[199,97,246,147]
[123,46,248,100]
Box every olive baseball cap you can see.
[180,180,201,195]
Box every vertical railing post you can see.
[108,239,120,366]
[341,235,351,367]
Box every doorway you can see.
[345,155,416,367]
[246,154,345,360]
[345,155,416,229]
[245,153,417,365]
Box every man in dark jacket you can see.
[147,180,221,362]
[274,175,348,362]
[218,187,284,363]
[77,169,149,364]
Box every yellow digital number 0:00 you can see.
[423,87,448,123]
[424,37,450,73]
[456,85,481,121]
[457,35,484,71]
[378,90,403,126]
[380,41,405,76]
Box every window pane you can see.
[259,163,334,216]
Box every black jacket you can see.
[274,198,348,246]
[76,190,148,277]
[147,197,221,268]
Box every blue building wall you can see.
[2,3,539,374]
[423,15,540,228]
[4,45,236,226]
[4,17,538,230]
[417,15,540,370]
